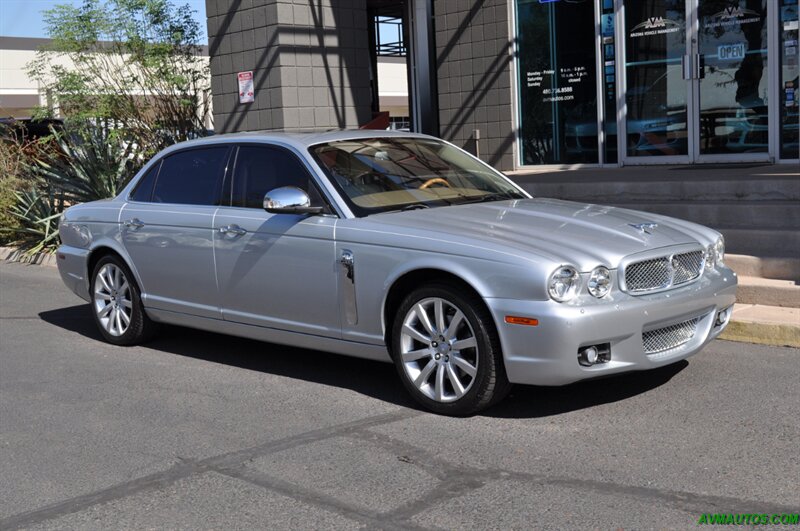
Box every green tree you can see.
[27,0,211,157]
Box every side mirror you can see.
[263,186,323,215]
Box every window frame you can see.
[126,145,234,207]
[224,142,338,216]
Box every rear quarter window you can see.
[129,161,161,202]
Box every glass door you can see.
[693,0,769,161]
[621,0,774,164]
[622,0,691,163]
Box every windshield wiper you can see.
[457,192,520,205]
[400,203,430,211]
[376,202,432,215]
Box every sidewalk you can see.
[506,160,799,182]
[720,304,800,348]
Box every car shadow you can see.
[39,304,415,409]
[40,304,688,419]
[485,361,687,419]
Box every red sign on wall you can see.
[237,71,254,104]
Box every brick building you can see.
[205,0,799,171]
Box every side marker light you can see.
[504,316,539,326]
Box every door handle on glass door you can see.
[694,54,705,79]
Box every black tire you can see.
[391,282,511,416]
[90,254,158,346]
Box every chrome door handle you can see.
[123,218,144,229]
[218,224,247,236]
[694,54,705,79]
[340,250,354,281]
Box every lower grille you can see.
[643,318,698,354]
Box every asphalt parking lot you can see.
[1,261,798,530]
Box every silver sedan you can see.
[57,131,737,415]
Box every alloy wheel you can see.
[93,263,132,337]
[399,297,479,403]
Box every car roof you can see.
[161,129,432,155]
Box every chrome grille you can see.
[672,250,704,285]
[624,249,704,294]
[625,257,671,292]
[643,318,698,354]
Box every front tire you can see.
[391,283,511,415]
[90,255,158,346]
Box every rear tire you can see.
[90,255,158,346]
[391,282,511,416]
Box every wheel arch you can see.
[381,268,499,351]
[86,242,142,294]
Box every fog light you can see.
[715,307,731,328]
[582,347,598,365]
[578,344,611,367]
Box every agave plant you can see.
[26,122,138,204]
[9,120,144,255]
[9,188,63,255]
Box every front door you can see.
[213,144,341,338]
[621,0,770,164]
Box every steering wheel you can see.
[419,177,452,189]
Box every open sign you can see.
[718,43,746,61]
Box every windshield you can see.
[309,137,526,216]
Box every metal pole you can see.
[409,0,439,136]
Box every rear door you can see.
[212,144,341,337]
[121,145,231,318]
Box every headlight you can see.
[705,244,716,270]
[548,265,580,302]
[705,236,724,270]
[714,236,725,266]
[587,266,612,298]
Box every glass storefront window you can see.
[516,0,599,165]
[780,0,799,159]
[513,0,791,165]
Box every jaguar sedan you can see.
[57,131,737,415]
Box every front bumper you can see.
[486,266,737,386]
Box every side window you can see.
[129,161,161,202]
[231,145,325,209]
[152,147,229,205]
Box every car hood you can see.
[363,198,717,270]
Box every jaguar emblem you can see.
[629,222,659,235]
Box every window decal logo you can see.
[629,16,682,38]
[704,6,761,29]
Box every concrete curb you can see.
[719,321,800,349]
[0,246,57,267]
